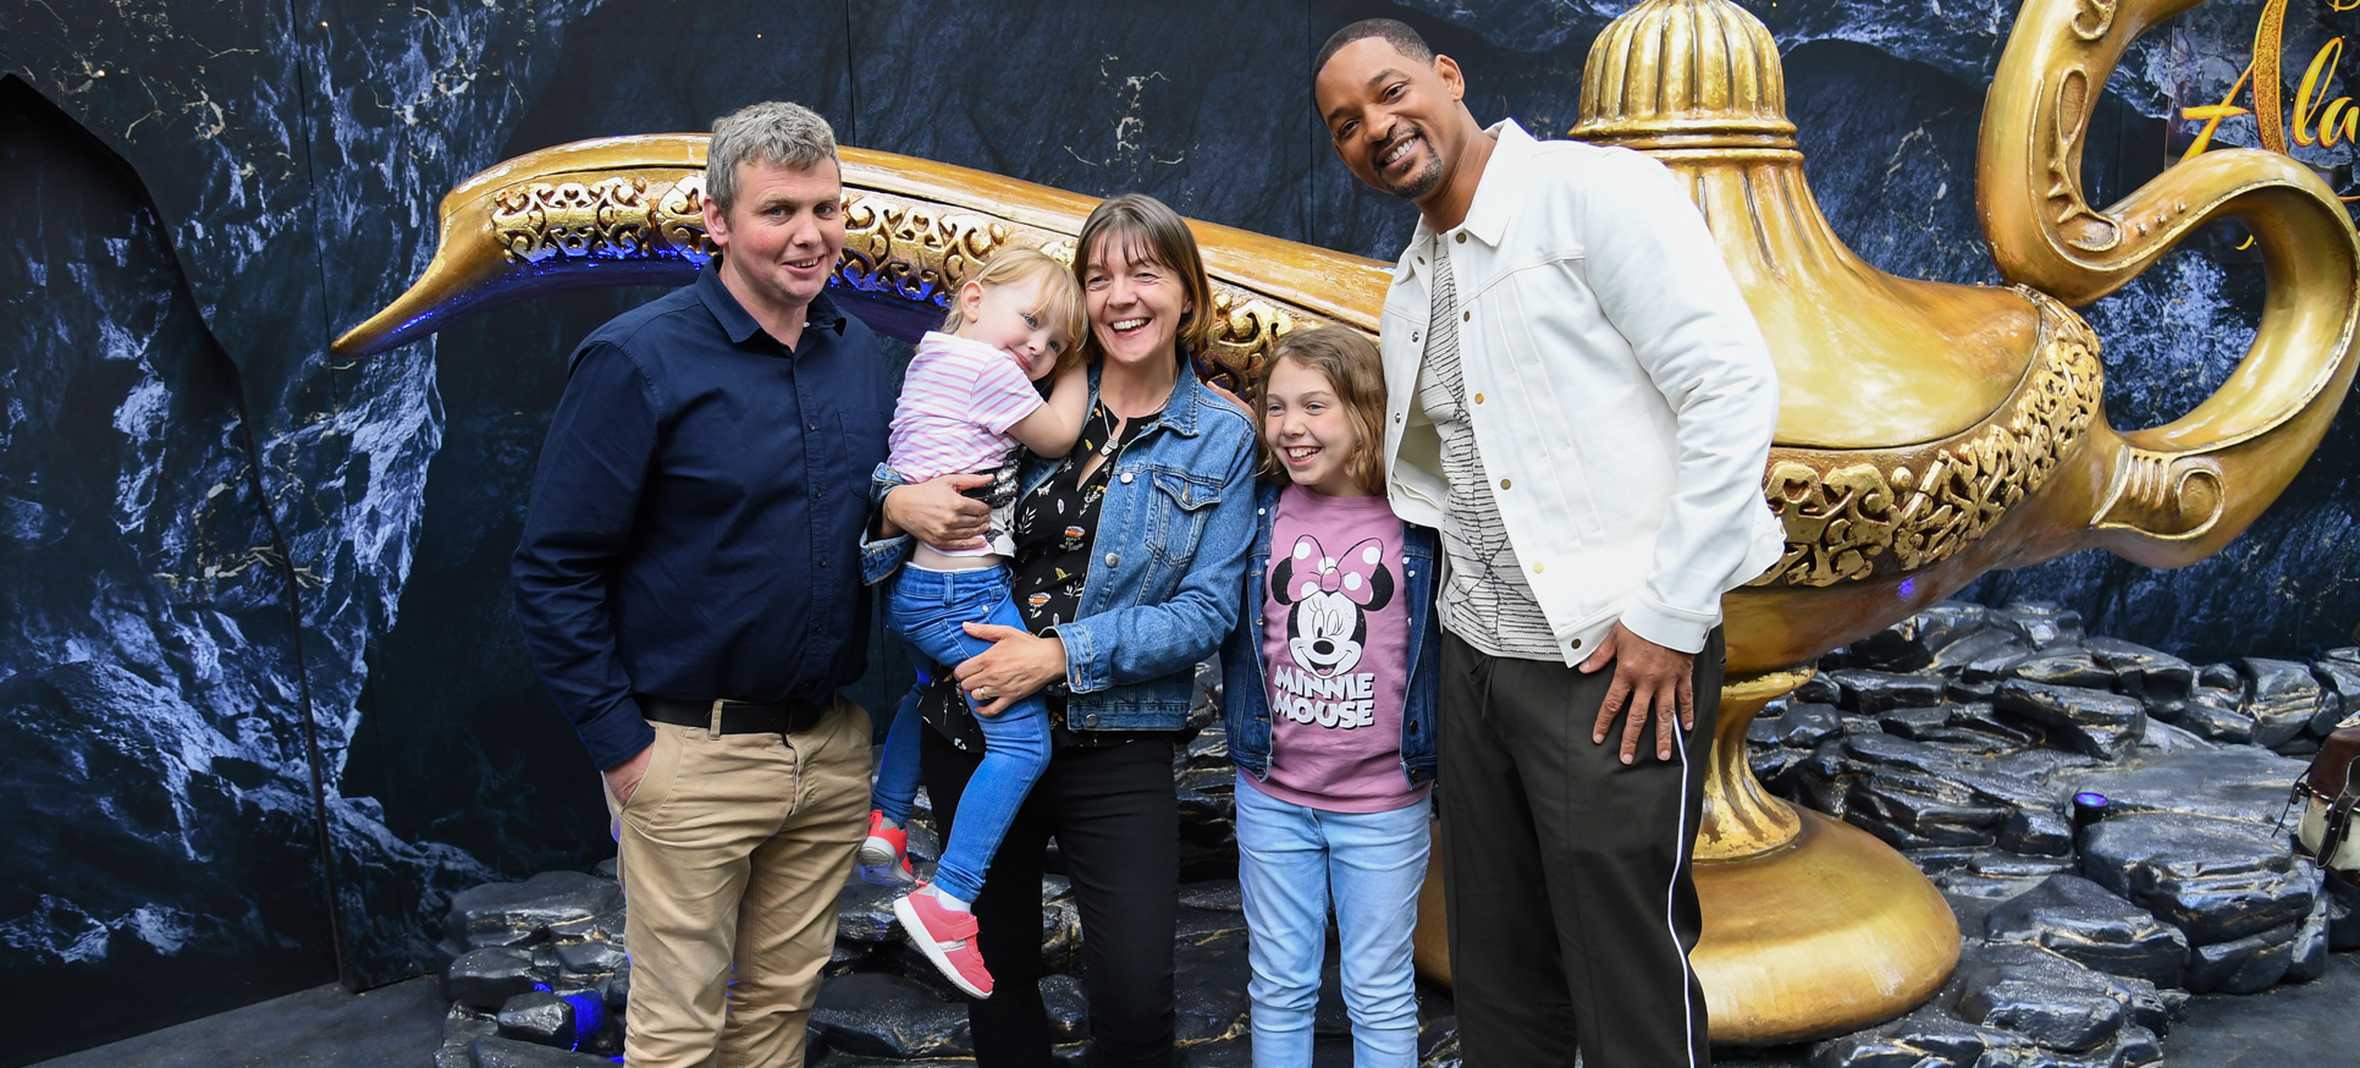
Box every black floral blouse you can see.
[919,401,1160,752]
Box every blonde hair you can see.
[942,247,1089,373]
[1254,326,1388,493]
[1073,194,1215,364]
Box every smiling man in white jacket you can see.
[1313,18,1786,1067]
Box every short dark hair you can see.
[1315,18,1434,76]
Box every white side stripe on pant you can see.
[1667,728,1699,1068]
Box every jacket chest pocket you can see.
[1142,466,1224,569]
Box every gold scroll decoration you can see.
[460,166,1305,392]
[1753,289,2104,587]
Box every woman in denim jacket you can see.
[866,193,1259,1066]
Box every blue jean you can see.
[877,564,1050,903]
[1233,773,1430,1067]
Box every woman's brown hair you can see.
[1254,325,1388,494]
[1072,193,1215,364]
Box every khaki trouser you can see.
[603,697,871,1068]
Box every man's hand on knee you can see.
[1579,622,1696,765]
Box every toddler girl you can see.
[866,247,1087,999]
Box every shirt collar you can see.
[1398,118,1537,280]
[694,257,849,349]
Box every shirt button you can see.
[1499,478,1511,490]
[1411,331,1421,343]
[1083,714,1100,727]
[1455,232,1467,244]
[1570,637,1582,650]
[1462,310,1471,322]
[1473,392,1485,404]
[1394,414,1405,423]
[1531,561,1545,574]
[1120,472,1135,484]
[1104,552,1120,567]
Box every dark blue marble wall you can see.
[0,81,329,1062]
[5,0,2356,1056]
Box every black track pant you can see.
[1438,628,1725,1068]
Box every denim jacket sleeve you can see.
[859,461,914,586]
[1053,428,1258,695]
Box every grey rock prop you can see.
[430,601,2360,1063]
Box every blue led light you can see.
[562,990,604,1050]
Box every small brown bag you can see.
[2289,725,2360,874]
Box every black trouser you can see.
[1439,628,1725,1068]
[921,724,1178,1068]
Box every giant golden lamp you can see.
[334,0,2358,1044]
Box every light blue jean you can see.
[1234,773,1430,1068]
[877,564,1050,903]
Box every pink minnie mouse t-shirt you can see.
[1251,484,1428,813]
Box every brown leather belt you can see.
[639,695,831,735]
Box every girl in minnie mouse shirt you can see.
[1219,326,1440,1067]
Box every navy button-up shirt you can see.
[514,263,894,769]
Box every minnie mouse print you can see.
[1267,533,1396,728]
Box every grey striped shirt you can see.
[1417,241,1560,660]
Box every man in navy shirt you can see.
[514,101,892,1067]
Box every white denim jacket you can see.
[1380,120,1785,662]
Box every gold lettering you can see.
[2177,0,2360,234]
[2179,65,2253,164]
[2327,96,2360,147]
[2296,36,2348,148]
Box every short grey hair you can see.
[705,101,840,213]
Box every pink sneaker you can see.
[858,810,916,886]
[894,885,993,999]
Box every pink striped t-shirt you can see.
[889,331,1047,554]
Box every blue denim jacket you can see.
[1219,481,1440,787]
[862,364,1260,734]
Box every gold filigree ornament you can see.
[1755,290,2104,587]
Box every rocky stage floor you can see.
[424,601,2360,1067]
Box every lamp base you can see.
[1690,809,1962,1044]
